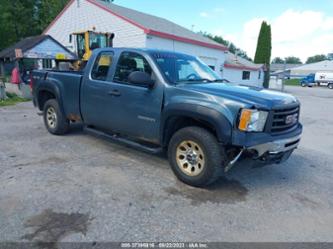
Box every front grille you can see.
[270,105,300,134]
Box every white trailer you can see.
[315,72,333,89]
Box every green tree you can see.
[34,0,69,33]
[254,21,272,88]
[284,56,302,64]
[306,54,327,64]
[203,32,252,61]
[271,57,284,64]
[0,0,69,51]
[0,0,36,51]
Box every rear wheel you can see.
[43,99,69,135]
[301,83,306,87]
[328,83,333,89]
[168,126,227,187]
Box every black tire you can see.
[43,99,69,135]
[328,83,333,89]
[301,83,306,87]
[168,126,227,187]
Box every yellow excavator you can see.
[69,28,115,69]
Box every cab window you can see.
[91,52,114,81]
[114,52,153,84]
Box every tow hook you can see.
[224,149,244,172]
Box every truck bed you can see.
[32,70,83,121]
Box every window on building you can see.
[91,51,114,81]
[242,71,250,80]
[42,59,53,69]
[114,52,152,85]
[258,70,261,79]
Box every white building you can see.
[223,52,264,86]
[44,0,227,72]
[45,0,264,86]
[290,60,333,76]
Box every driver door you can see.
[105,51,164,144]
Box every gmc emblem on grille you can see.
[285,113,298,125]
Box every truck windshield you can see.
[151,52,222,84]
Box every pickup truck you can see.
[32,48,302,187]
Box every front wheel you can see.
[43,99,69,135]
[168,127,227,187]
[328,83,333,89]
[301,83,306,87]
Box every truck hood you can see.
[178,83,298,108]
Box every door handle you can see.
[108,90,121,97]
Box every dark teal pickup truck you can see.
[32,48,302,187]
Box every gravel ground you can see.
[0,86,332,243]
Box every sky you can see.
[112,0,333,63]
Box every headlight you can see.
[238,109,268,132]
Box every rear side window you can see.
[113,52,152,84]
[91,52,114,81]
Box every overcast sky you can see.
[114,0,333,62]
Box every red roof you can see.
[224,63,262,71]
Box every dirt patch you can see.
[22,209,91,246]
[165,177,248,205]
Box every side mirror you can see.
[69,34,72,43]
[128,71,155,88]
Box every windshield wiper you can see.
[176,78,213,83]
[209,79,231,83]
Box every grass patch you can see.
[0,92,31,107]
[284,79,300,86]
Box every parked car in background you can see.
[31,48,302,187]
[300,72,333,89]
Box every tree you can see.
[203,33,252,61]
[271,57,284,64]
[35,0,69,34]
[254,21,272,88]
[0,0,36,51]
[0,0,69,51]
[306,54,327,64]
[284,56,302,64]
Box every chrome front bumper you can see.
[248,134,301,157]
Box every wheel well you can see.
[163,116,218,147]
[38,90,56,111]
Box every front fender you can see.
[161,103,233,145]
